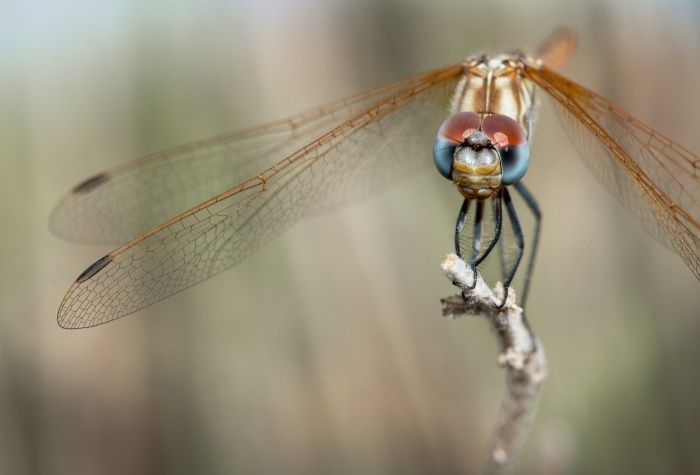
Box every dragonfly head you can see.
[433,112,529,199]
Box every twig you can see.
[440,253,547,475]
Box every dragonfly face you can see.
[451,129,503,199]
[51,29,700,328]
[433,111,530,198]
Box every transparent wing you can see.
[57,64,463,328]
[534,27,577,71]
[50,66,460,245]
[524,65,700,280]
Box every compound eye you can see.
[437,112,482,143]
[433,112,481,179]
[481,114,527,148]
[482,114,529,185]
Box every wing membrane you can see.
[57,64,463,328]
[50,65,461,245]
[524,65,700,279]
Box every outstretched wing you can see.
[57,63,463,328]
[524,65,700,280]
[50,66,461,245]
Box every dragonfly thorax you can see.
[454,54,536,138]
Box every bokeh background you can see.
[2,0,700,473]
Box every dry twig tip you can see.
[439,253,547,475]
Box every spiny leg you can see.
[454,194,503,290]
[470,200,484,265]
[475,192,502,268]
[454,198,470,259]
[495,197,508,293]
[498,187,525,308]
[454,198,481,288]
[468,199,504,289]
[513,181,541,310]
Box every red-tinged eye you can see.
[482,114,527,148]
[437,112,482,144]
[434,112,482,180]
[482,114,530,185]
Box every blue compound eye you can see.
[499,144,530,185]
[482,114,530,185]
[433,137,456,179]
[433,112,481,180]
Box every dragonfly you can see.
[51,29,700,329]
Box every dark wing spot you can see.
[76,255,113,283]
[72,172,110,193]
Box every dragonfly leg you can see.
[454,198,479,288]
[454,198,470,259]
[475,191,502,268]
[513,181,541,309]
[498,187,525,308]
[454,194,504,291]
[466,200,484,288]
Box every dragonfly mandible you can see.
[51,29,700,329]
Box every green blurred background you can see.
[2,0,700,473]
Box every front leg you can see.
[497,187,525,308]
[454,198,479,289]
[513,181,541,310]
[454,193,503,290]
[454,198,470,260]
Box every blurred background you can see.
[2,0,700,473]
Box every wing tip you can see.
[56,315,79,330]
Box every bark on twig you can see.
[440,253,547,475]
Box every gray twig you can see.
[440,253,547,475]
